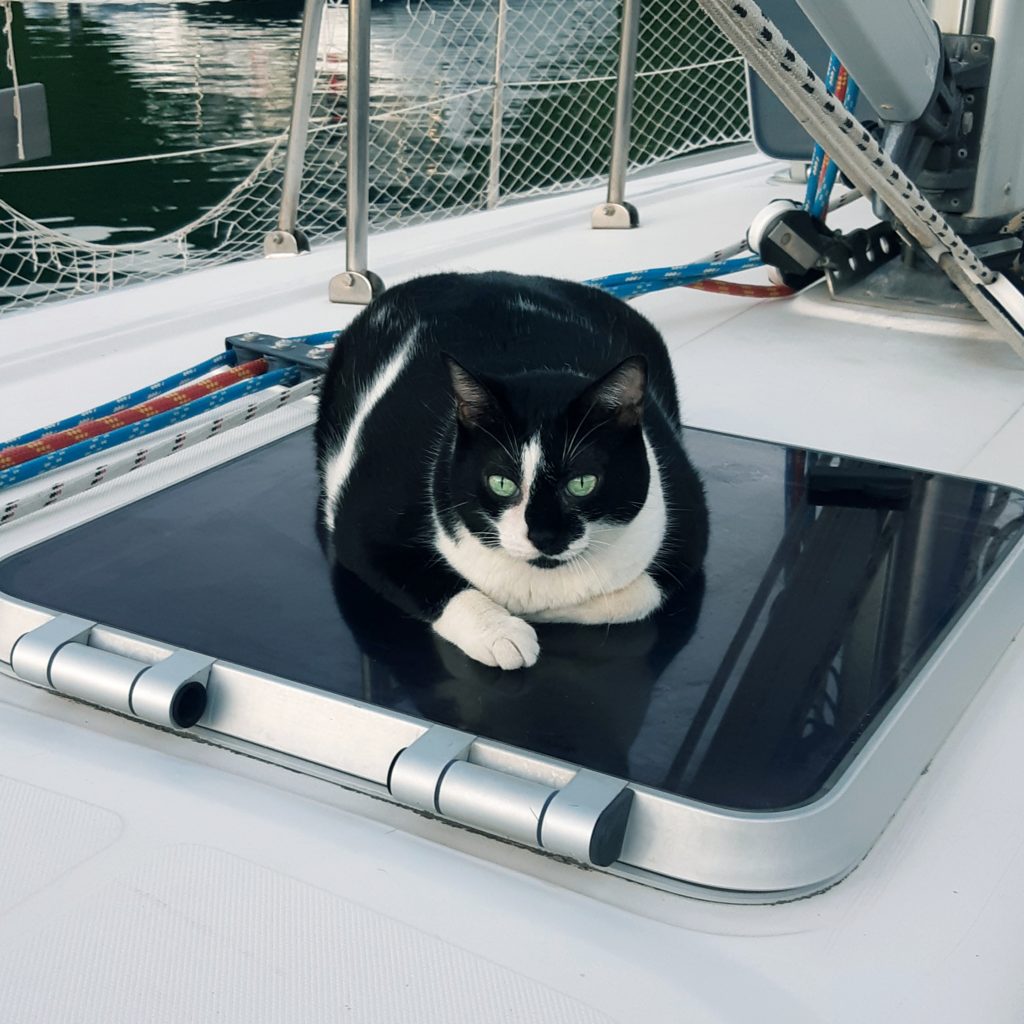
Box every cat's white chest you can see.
[434,438,667,616]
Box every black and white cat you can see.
[315,271,707,669]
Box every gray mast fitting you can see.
[264,0,323,257]
[959,0,1024,225]
[592,0,641,229]
[329,0,385,305]
[957,0,977,33]
[794,0,942,123]
[695,0,1024,356]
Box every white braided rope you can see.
[0,376,321,529]
[697,189,862,264]
[697,0,997,287]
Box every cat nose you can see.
[527,526,564,556]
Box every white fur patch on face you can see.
[433,588,540,669]
[495,434,543,560]
[321,330,417,530]
[434,435,667,618]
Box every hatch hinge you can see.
[8,613,210,729]
[388,725,634,867]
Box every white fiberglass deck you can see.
[3,149,1024,1022]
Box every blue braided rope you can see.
[3,327,338,453]
[4,351,239,449]
[0,366,300,490]
[585,254,763,299]
[6,329,339,451]
[811,77,860,218]
[290,329,343,346]
[804,53,841,212]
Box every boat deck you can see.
[2,149,1024,1022]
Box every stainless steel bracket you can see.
[591,0,642,230]
[9,613,211,729]
[264,229,310,257]
[591,202,640,230]
[328,270,386,306]
[387,725,633,867]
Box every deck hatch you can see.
[1,425,1023,897]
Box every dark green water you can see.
[0,0,746,249]
[2,1,304,244]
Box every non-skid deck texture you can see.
[1,427,1016,811]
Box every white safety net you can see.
[0,0,750,312]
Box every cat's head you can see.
[441,355,652,566]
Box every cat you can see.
[315,270,708,670]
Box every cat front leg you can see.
[331,527,539,669]
[525,572,662,625]
[433,589,540,670]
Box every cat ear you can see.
[443,355,496,428]
[580,355,647,427]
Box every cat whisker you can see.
[566,416,614,465]
[576,551,616,639]
[649,556,691,589]
[475,423,518,466]
[433,500,470,518]
[564,398,605,465]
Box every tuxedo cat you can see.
[315,271,707,669]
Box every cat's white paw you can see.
[433,589,540,669]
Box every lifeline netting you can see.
[0,0,750,312]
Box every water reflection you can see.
[6,1,302,242]
[4,0,743,244]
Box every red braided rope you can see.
[686,279,794,298]
[0,358,269,470]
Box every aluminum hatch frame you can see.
[1,476,1022,902]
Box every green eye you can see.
[566,474,598,498]
[488,475,519,498]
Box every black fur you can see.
[315,271,707,626]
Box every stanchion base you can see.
[329,270,386,305]
[263,229,310,257]
[591,202,639,229]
